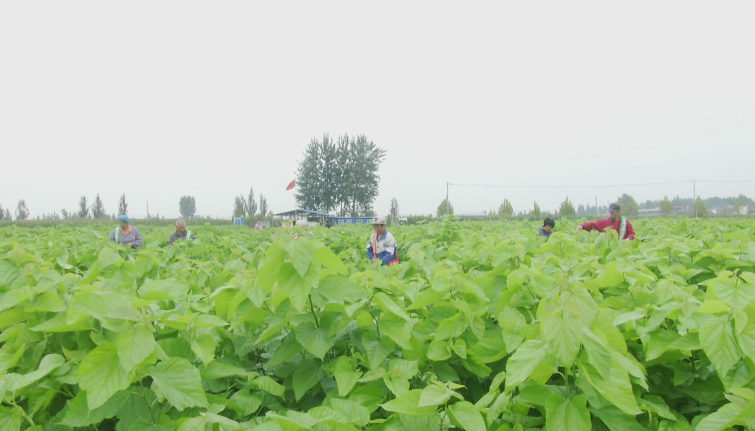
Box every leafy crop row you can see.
[0,218,754,430]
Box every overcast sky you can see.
[1,2,753,219]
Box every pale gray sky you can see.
[2,2,753,219]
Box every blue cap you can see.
[608,203,620,212]
[117,215,130,224]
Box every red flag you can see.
[286,179,296,191]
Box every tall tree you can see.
[559,197,576,216]
[5,209,11,220]
[259,194,268,218]
[295,133,386,215]
[91,194,107,218]
[498,199,514,216]
[577,204,586,215]
[179,196,197,218]
[532,202,541,217]
[16,200,29,220]
[616,194,639,217]
[692,196,707,218]
[78,196,89,219]
[233,196,246,218]
[437,199,454,216]
[118,193,128,215]
[295,137,325,211]
[660,196,673,216]
[732,194,747,214]
[0,204,4,220]
[246,188,258,218]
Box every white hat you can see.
[371,216,387,225]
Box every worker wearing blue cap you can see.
[109,215,143,247]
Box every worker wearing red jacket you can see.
[576,203,635,240]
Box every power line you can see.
[448,180,755,189]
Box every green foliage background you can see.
[1,218,755,430]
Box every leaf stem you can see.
[309,295,319,328]
[137,373,156,425]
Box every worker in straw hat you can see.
[367,216,399,265]
[576,202,635,240]
[109,215,143,247]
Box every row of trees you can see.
[2,193,202,221]
[61,194,127,219]
[295,133,386,216]
[0,202,23,221]
[232,188,270,219]
[435,192,743,218]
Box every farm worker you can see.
[538,217,555,239]
[167,219,196,245]
[367,216,399,265]
[254,219,263,230]
[576,203,635,240]
[109,215,143,247]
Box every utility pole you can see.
[595,196,598,216]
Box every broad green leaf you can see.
[139,279,190,301]
[380,389,438,416]
[544,393,590,431]
[362,333,395,369]
[293,360,324,401]
[578,357,642,415]
[258,244,286,293]
[329,398,370,426]
[373,292,411,321]
[710,277,755,309]
[469,330,507,363]
[190,334,217,365]
[278,262,318,312]
[612,310,646,326]
[452,339,467,359]
[380,314,413,350]
[694,402,742,431]
[505,340,547,391]
[447,401,485,431]
[7,354,65,392]
[295,321,335,359]
[435,313,467,340]
[543,315,583,367]
[0,406,22,431]
[150,358,208,411]
[60,390,130,427]
[200,361,250,379]
[333,356,361,397]
[115,323,157,372]
[312,244,347,274]
[0,260,19,286]
[581,327,612,378]
[418,384,452,407]
[78,342,130,410]
[268,336,302,368]
[737,321,755,364]
[286,237,314,277]
[426,340,452,361]
[74,291,140,322]
[699,315,741,381]
[250,375,286,398]
[589,404,647,431]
